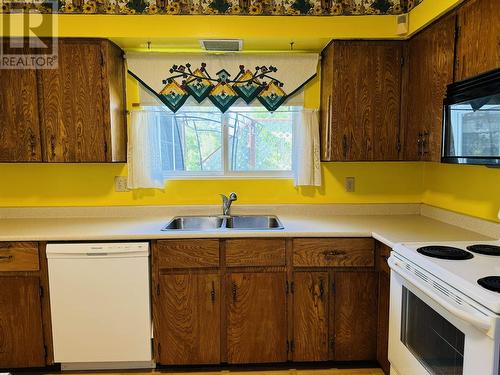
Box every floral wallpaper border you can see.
[1,0,422,16]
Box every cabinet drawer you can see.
[225,239,286,267]
[157,240,219,269]
[293,238,374,267]
[0,242,39,272]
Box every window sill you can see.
[162,173,293,181]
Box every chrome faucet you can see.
[220,192,237,217]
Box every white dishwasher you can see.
[46,242,153,371]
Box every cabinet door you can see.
[156,273,220,365]
[227,272,287,363]
[320,42,337,161]
[333,271,378,361]
[322,42,403,161]
[293,272,329,362]
[404,14,456,161]
[38,39,108,162]
[0,276,45,368]
[456,0,500,81]
[0,67,41,162]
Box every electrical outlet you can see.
[114,176,129,192]
[345,177,355,192]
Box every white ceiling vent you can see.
[200,39,243,52]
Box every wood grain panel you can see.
[321,41,403,161]
[0,276,45,368]
[38,243,54,365]
[227,272,287,363]
[225,239,286,267]
[293,272,329,362]
[456,0,500,81]
[0,242,39,272]
[293,238,374,268]
[0,55,41,162]
[320,42,335,161]
[38,39,107,162]
[157,273,220,365]
[377,270,390,375]
[333,271,378,361]
[404,13,456,161]
[157,239,219,269]
[103,40,127,162]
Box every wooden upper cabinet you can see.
[403,14,456,161]
[455,0,500,81]
[37,39,126,162]
[226,272,288,364]
[0,60,41,162]
[320,41,403,161]
[0,276,46,368]
[156,273,220,365]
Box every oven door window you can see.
[401,286,465,375]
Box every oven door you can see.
[388,254,499,375]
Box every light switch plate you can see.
[345,177,355,192]
[114,176,129,192]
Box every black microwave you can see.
[442,68,500,166]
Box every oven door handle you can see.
[389,256,494,334]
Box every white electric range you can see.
[388,239,500,375]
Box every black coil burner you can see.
[467,244,500,256]
[478,276,500,293]
[417,246,474,260]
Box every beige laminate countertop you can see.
[0,210,495,248]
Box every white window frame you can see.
[153,107,297,180]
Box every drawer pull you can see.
[0,255,13,261]
[323,250,346,258]
[210,281,216,304]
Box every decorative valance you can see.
[1,0,422,15]
[126,53,319,112]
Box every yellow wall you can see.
[422,163,500,223]
[0,162,424,207]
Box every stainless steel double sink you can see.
[162,215,284,231]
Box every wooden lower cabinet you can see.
[334,271,378,361]
[156,273,220,365]
[376,242,391,375]
[292,270,378,362]
[226,272,288,364]
[153,238,382,367]
[293,271,329,362]
[0,276,45,368]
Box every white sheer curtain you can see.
[127,111,165,189]
[127,108,321,189]
[293,109,322,187]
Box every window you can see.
[152,105,296,178]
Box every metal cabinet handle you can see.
[319,278,325,301]
[0,255,13,262]
[323,249,346,258]
[29,133,36,157]
[210,281,216,304]
[50,135,57,159]
[231,281,237,304]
